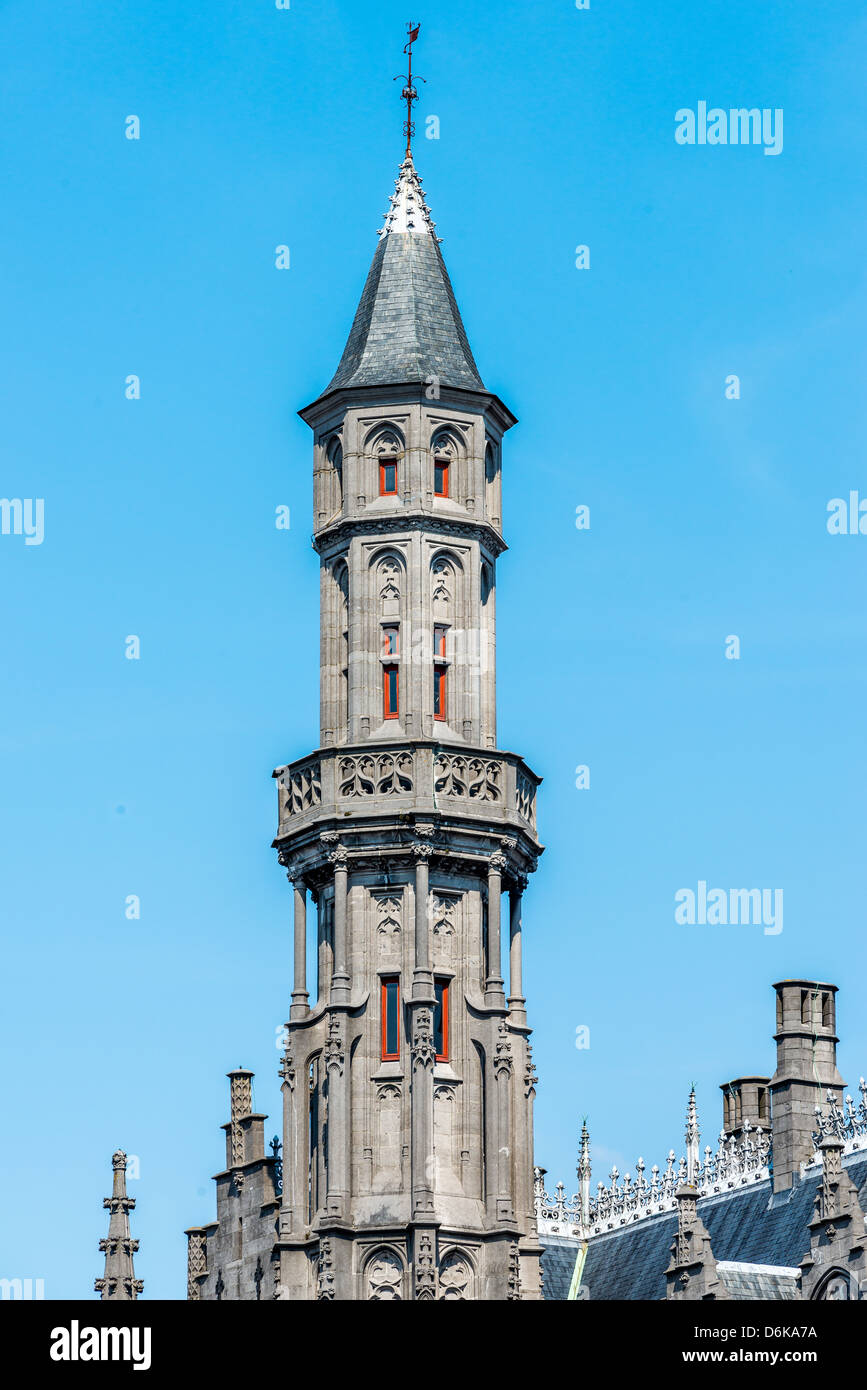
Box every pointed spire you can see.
[314,150,485,404]
[94,1150,143,1301]
[578,1118,591,1227]
[377,153,438,239]
[685,1086,700,1184]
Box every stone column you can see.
[410,836,436,1226]
[494,1020,515,1222]
[412,835,434,998]
[485,853,506,1008]
[290,876,309,1020]
[329,847,350,1005]
[410,1003,436,1222]
[507,875,527,1022]
[278,1040,301,1235]
[323,1013,348,1220]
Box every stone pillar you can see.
[329,847,350,1004]
[507,876,527,1022]
[278,1039,301,1235]
[484,853,506,1008]
[495,1019,515,1222]
[410,1004,436,1222]
[412,837,434,998]
[290,876,309,1020]
[494,1017,514,1223]
[409,836,436,1227]
[324,1014,348,1219]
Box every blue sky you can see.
[2,0,866,1298]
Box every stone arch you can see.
[480,559,493,606]
[366,423,405,499]
[326,435,343,512]
[484,439,499,524]
[812,1267,854,1300]
[329,557,349,739]
[364,1245,406,1300]
[373,547,406,610]
[430,425,464,503]
[439,1247,475,1300]
[431,549,462,606]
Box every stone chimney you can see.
[222,1068,267,1171]
[769,980,844,1193]
[720,1075,771,1140]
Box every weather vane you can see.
[394,22,424,158]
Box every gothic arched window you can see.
[327,436,343,510]
[431,430,458,500]
[371,429,402,497]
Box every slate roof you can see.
[540,1235,581,1302]
[316,154,485,402]
[540,1150,867,1300]
[716,1262,801,1300]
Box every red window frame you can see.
[433,978,449,1061]
[381,976,400,1060]
[433,664,446,721]
[379,458,398,496]
[433,625,447,659]
[434,456,449,498]
[383,663,399,720]
[382,625,399,656]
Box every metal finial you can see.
[393,22,425,158]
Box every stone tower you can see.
[269,146,545,1300]
[95,1150,143,1300]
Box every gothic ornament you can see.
[367,1249,403,1300]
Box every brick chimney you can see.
[769,981,844,1193]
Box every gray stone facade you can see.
[185,151,544,1300]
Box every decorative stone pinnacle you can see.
[685,1086,700,1183]
[95,1149,142,1301]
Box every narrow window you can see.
[433,978,449,1061]
[434,455,449,498]
[380,458,397,496]
[822,992,831,1028]
[383,663,399,720]
[382,625,399,656]
[433,668,446,720]
[381,977,400,1060]
[433,625,447,722]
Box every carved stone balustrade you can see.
[273,741,541,841]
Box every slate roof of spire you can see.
[317,153,485,400]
